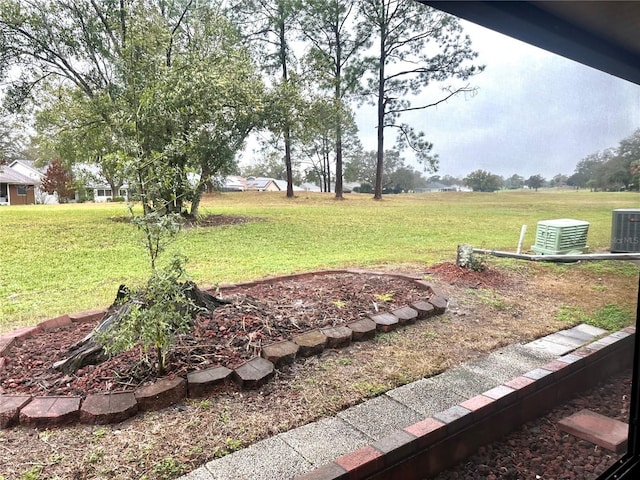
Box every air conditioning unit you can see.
[611,209,640,253]
[531,218,589,255]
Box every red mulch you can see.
[426,262,510,289]
[1,272,432,397]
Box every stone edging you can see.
[294,325,636,480]
[0,269,447,428]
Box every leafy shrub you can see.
[97,256,200,374]
[95,210,199,375]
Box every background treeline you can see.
[454,128,640,192]
[0,0,481,206]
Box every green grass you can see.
[1,190,638,332]
[556,304,634,331]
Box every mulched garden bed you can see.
[436,368,632,480]
[0,271,432,398]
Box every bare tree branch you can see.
[387,84,475,114]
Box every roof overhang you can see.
[421,1,640,86]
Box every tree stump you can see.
[52,282,229,374]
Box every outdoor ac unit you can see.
[611,209,640,253]
[531,219,589,255]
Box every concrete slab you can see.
[561,325,605,344]
[203,435,311,480]
[434,366,501,399]
[386,378,466,417]
[524,338,576,357]
[433,405,472,431]
[558,409,628,453]
[542,331,588,348]
[337,395,423,440]
[464,344,556,384]
[572,324,607,338]
[176,324,616,480]
[280,416,370,466]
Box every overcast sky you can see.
[355,20,640,180]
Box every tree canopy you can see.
[463,169,502,192]
[299,0,372,199]
[1,0,264,215]
[1,0,490,202]
[567,130,640,191]
[359,0,482,199]
[525,174,545,192]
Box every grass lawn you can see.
[1,189,637,333]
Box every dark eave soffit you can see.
[420,1,640,86]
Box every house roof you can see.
[9,159,44,175]
[246,177,280,190]
[0,166,37,185]
[271,179,305,192]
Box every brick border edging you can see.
[0,269,447,428]
[295,326,636,480]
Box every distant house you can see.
[343,182,360,193]
[73,163,131,202]
[419,182,449,192]
[300,182,321,192]
[244,177,304,192]
[0,165,38,205]
[219,175,248,192]
[9,160,58,204]
[419,182,471,193]
[245,177,281,192]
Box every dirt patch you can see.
[426,262,511,289]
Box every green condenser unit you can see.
[611,209,640,253]
[531,218,590,255]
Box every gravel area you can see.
[435,369,632,480]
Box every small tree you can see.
[551,174,568,188]
[463,169,502,192]
[504,174,525,189]
[96,211,198,375]
[525,174,545,192]
[41,158,75,202]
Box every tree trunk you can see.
[108,180,123,200]
[334,27,343,200]
[52,282,229,374]
[279,18,295,199]
[189,167,210,218]
[284,126,294,198]
[374,18,386,201]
